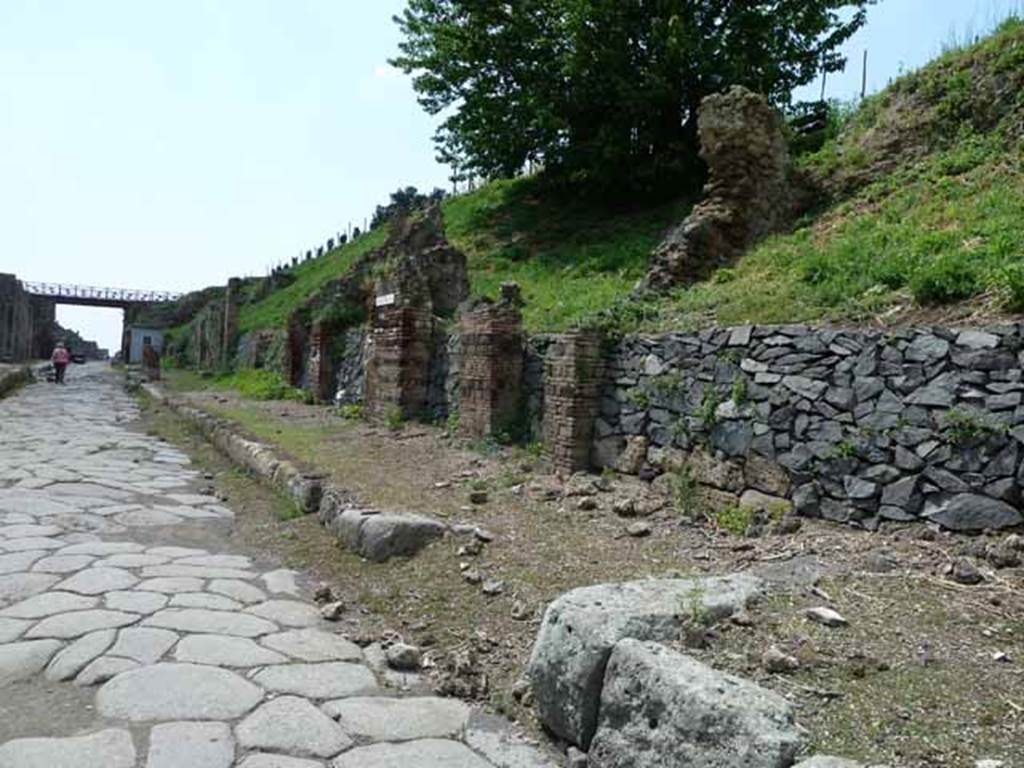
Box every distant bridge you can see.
[22,281,183,309]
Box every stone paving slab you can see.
[0,366,557,767]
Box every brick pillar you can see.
[222,277,241,367]
[365,292,434,419]
[307,320,333,403]
[458,299,524,439]
[283,314,305,386]
[543,331,606,473]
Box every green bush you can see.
[338,403,364,420]
[995,263,1024,311]
[910,255,981,305]
[384,406,404,430]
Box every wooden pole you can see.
[861,49,868,99]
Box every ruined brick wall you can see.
[543,331,606,473]
[457,302,525,439]
[306,321,333,403]
[364,300,435,419]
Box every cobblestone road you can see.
[0,366,554,768]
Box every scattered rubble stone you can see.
[950,558,984,585]
[804,607,848,628]
[625,522,652,538]
[385,643,422,671]
[482,580,505,596]
[319,601,345,621]
[763,645,800,674]
[566,746,588,768]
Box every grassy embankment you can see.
[185,18,1024,393]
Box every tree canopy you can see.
[370,185,447,230]
[393,1,873,197]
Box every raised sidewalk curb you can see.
[142,383,324,514]
[0,365,35,399]
[140,383,454,562]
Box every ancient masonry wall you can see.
[543,332,606,473]
[457,303,525,439]
[364,302,435,419]
[595,324,1024,531]
[0,274,54,362]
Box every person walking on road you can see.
[51,341,70,385]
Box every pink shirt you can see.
[52,348,70,365]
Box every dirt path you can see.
[164,384,1024,767]
[0,365,555,767]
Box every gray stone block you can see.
[588,640,802,768]
[527,574,764,749]
[926,493,1023,531]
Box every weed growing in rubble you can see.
[711,503,756,537]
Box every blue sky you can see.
[1,0,1020,351]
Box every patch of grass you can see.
[213,369,306,402]
[443,176,692,332]
[698,388,721,427]
[237,227,389,333]
[642,134,1024,329]
[943,408,1009,443]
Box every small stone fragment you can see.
[566,746,588,768]
[762,645,800,674]
[950,558,984,585]
[612,499,637,518]
[313,583,334,603]
[804,606,848,627]
[386,642,422,671]
[320,601,345,621]
[626,522,652,538]
[482,579,505,596]
[473,527,495,543]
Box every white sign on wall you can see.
[375,293,396,308]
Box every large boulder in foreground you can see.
[589,640,803,768]
[527,574,764,749]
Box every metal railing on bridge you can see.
[22,282,183,304]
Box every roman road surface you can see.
[0,364,554,768]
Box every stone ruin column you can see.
[306,320,333,403]
[457,283,525,439]
[222,277,241,367]
[641,86,791,292]
[543,330,606,473]
[282,314,305,387]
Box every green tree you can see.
[393,0,873,197]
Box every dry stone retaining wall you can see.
[596,324,1024,531]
